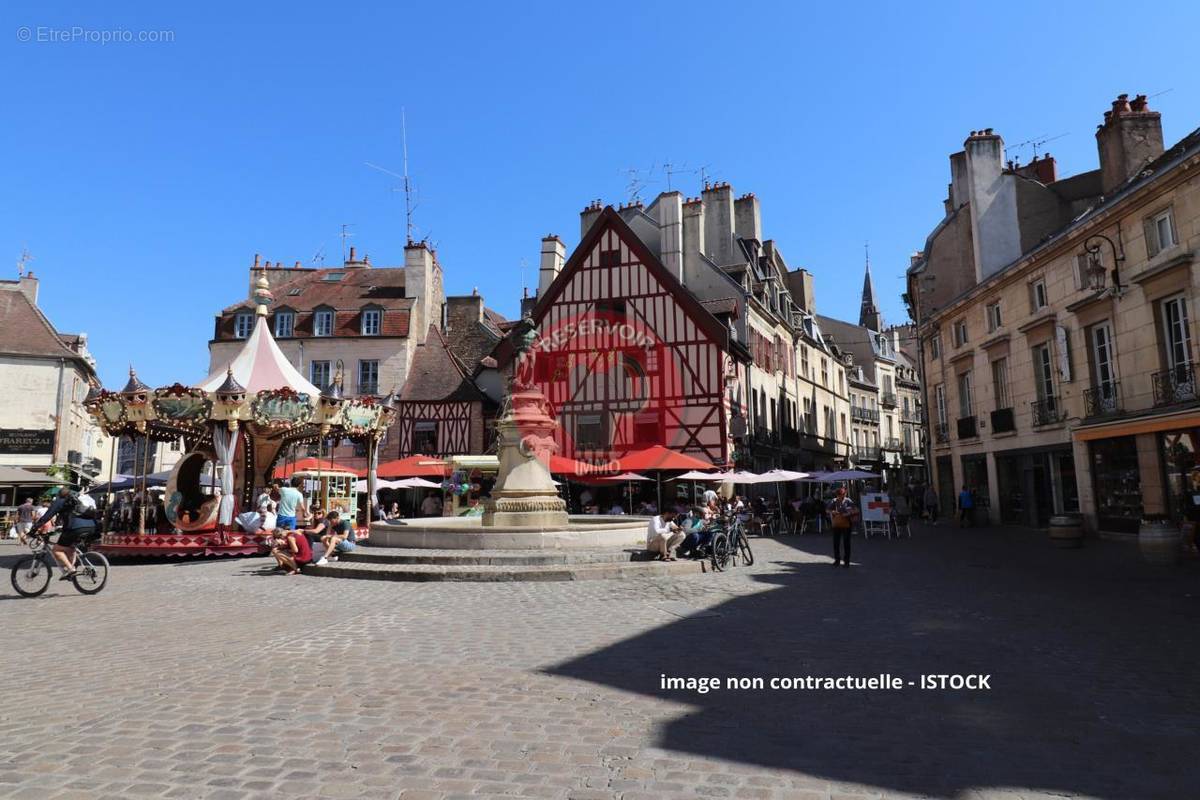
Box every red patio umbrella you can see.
[376,455,450,479]
[547,454,617,477]
[612,446,715,510]
[273,458,365,478]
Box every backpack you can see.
[75,493,98,520]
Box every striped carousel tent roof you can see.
[197,316,320,397]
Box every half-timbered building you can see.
[520,207,743,466]
[528,183,853,472]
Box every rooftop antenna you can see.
[366,110,420,245]
[310,243,326,267]
[401,108,414,244]
[519,256,528,298]
[621,163,655,205]
[16,246,33,276]
[1009,132,1068,164]
[698,164,714,189]
[339,224,354,263]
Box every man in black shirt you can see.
[30,487,98,579]
[307,511,358,566]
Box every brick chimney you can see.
[1097,93,1164,195]
[580,200,603,239]
[964,128,1021,279]
[1013,153,1058,184]
[656,191,684,281]
[18,270,39,305]
[538,235,566,297]
[701,182,735,265]
[681,196,706,286]
[733,192,762,243]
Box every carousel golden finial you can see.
[253,269,273,317]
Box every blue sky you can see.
[3,1,1197,387]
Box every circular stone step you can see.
[338,547,638,567]
[304,558,706,582]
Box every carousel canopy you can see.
[198,316,320,397]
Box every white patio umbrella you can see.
[602,471,653,512]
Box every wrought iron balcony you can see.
[880,392,898,407]
[1152,363,1198,406]
[882,437,902,451]
[1031,396,1063,426]
[990,407,1016,434]
[934,422,949,444]
[902,407,925,423]
[1083,381,1122,418]
[854,445,881,461]
[356,383,379,397]
[956,416,978,439]
[851,406,880,423]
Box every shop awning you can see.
[612,445,714,472]
[1072,408,1200,442]
[0,466,68,486]
[274,458,364,478]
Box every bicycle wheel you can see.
[11,555,52,598]
[710,532,730,572]
[71,551,109,595]
[737,534,755,566]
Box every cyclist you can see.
[28,486,99,580]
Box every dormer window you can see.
[314,308,334,337]
[275,310,295,338]
[361,308,381,336]
[234,313,253,339]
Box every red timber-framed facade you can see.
[526,207,743,466]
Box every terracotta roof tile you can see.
[399,325,485,403]
[216,266,414,340]
[0,284,92,371]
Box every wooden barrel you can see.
[1138,518,1181,565]
[1048,515,1083,548]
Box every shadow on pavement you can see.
[547,525,1200,799]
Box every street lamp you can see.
[1083,231,1126,297]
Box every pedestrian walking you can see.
[923,485,939,525]
[826,486,859,568]
[957,485,974,527]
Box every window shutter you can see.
[1028,281,1037,312]
[1144,216,1161,259]
[1075,253,1088,290]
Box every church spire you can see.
[859,242,882,331]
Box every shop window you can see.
[1161,429,1200,525]
[1090,436,1143,534]
[412,421,438,454]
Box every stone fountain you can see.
[367,316,644,551]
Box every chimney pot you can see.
[294,260,301,268]
[253,254,261,267]
[348,246,356,262]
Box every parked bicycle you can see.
[703,515,755,572]
[10,530,109,598]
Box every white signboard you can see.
[860,492,892,522]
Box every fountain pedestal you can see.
[482,385,569,528]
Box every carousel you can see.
[84,272,394,557]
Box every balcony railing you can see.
[855,445,881,461]
[851,406,880,422]
[957,416,978,439]
[882,437,902,451]
[357,383,379,397]
[1031,396,1063,426]
[934,422,949,444]
[990,407,1015,434]
[880,392,898,407]
[902,408,925,423]
[1084,381,1122,418]
[1152,363,1198,406]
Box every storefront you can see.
[1075,409,1200,536]
[991,446,1077,528]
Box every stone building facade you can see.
[0,271,113,494]
[907,94,1200,532]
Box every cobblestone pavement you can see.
[0,523,1198,800]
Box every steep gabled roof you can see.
[0,283,95,375]
[531,206,736,349]
[219,266,409,314]
[400,325,486,403]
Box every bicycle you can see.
[10,530,109,598]
[705,515,755,572]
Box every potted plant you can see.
[1138,513,1181,565]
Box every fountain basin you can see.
[368,515,649,550]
